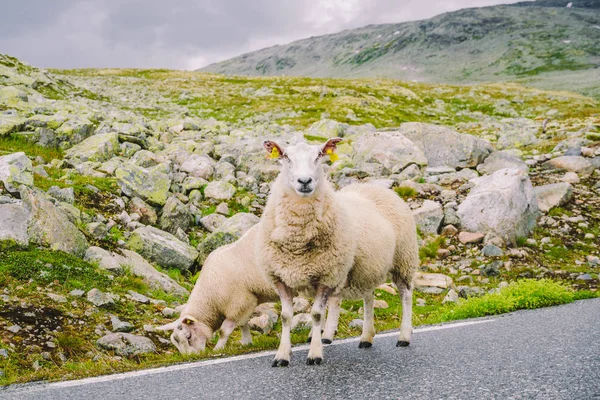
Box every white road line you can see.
[9,318,495,393]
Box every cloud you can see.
[0,0,525,70]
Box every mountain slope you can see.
[200,1,600,98]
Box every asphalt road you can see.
[2,298,599,400]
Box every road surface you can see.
[2,298,599,400]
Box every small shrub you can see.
[394,186,417,199]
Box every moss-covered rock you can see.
[64,132,120,162]
[115,163,171,206]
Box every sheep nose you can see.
[298,177,313,186]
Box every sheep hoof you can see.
[358,341,372,349]
[321,338,332,344]
[306,357,322,365]
[396,340,410,347]
[272,359,289,367]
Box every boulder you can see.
[476,151,528,175]
[0,152,33,194]
[180,154,215,180]
[116,163,171,206]
[307,119,345,138]
[534,183,573,213]
[0,115,24,136]
[87,288,116,308]
[248,314,273,334]
[457,168,539,246]
[64,132,120,162]
[414,273,453,289]
[54,117,95,145]
[200,213,227,232]
[128,226,198,271]
[542,156,594,177]
[0,202,29,246]
[400,122,492,168]
[47,186,74,204]
[20,186,89,257]
[128,197,158,225]
[412,200,444,235]
[112,250,189,296]
[353,130,427,172]
[204,181,236,201]
[217,213,260,238]
[159,196,192,234]
[84,246,123,274]
[96,333,156,356]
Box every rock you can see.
[47,186,75,204]
[180,154,214,180]
[248,314,273,334]
[458,232,485,244]
[111,316,134,333]
[204,181,236,201]
[200,213,226,232]
[377,283,397,295]
[442,289,459,304]
[534,183,573,213]
[20,186,89,257]
[128,197,158,225]
[416,298,426,307]
[96,333,156,356]
[160,196,192,234]
[482,244,503,257]
[560,172,580,184]
[495,118,539,149]
[47,293,67,303]
[70,289,85,297]
[457,168,539,246]
[353,130,428,172]
[400,122,492,168]
[0,115,24,136]
[85,222,108,240]
[477,151,528,175]
[307,119,345,138]
[64,132,120,162]
[0,152,33,194]
[128,226,198,271]
[6,325,21,333]
[481,260,503,276]
[54,117,95,145]
[0,202,29,246]
[457,285,485,298]
[441,225,459,237]
[127,290,151,304]
[254,303,279,324]
[373,299,389,309]
[542,156,594,177]
[414,272,453,289]
[349,319,364,329]
[412,200,444,234]
[293,297,311,313]
[217,213,260,237]
[577,273,592,281]
[84,246,123,274]
[291,313,312,331]
[87,289,116,308]
[162,307,178,318]
[216,202,229,216]
[116,163,171,206]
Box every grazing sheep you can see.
[157,223,279,354]
[260,138,418,367]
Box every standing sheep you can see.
[157,223,279,354]
[259,138,418,367]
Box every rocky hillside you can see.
[0,54,599,385]
[201,0,600,99]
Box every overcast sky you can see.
[0,0,525,70]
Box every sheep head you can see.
[263,138,342,198]
[156,315,212,354]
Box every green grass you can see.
[419,236,446,261]
[394,186,417,200]
[437,279,578,322]
[0,134,63,162]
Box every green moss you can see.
[0,134,63,162]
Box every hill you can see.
[200,0,600,98]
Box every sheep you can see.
[157,223,280,354]
[259,138,418,367]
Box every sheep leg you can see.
[322,296,341,344]
[214,319,237,351]
[307,285,333,365]
[272,281,294,367]
[359,292,376,348]
[396,280,413,347]
[240,323,252,346]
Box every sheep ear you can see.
[320,137,342,158]
[156,320,180,331]
[263,140,285,159]
[182,316,198,325]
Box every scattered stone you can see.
[442,289,459,304]
[110,316,134,333]
[127,290,150,304]
[47,186,75,204]
[0,152,33,194]
[542,156,594,177]
[128,226,198,271]
[47,293,67,303]
[0,202,30,246]
[162,307,178,318]
[481,260,503,276]
[116,163,171,206]
[377,283,397,295]
[441,225,459,237]
[577,273,592,281]
[216,202,230,215]
[353,130,428,171]
[85,246,123,274]
[291,313,312,331]
[293,297,311,313]
[97,333,156,356]
[248,314,273,334]
[458,232,485,244]
[204,181,236,201]
[412,200,444,234]
[477,150,528,175]
[349,319,364,329]
[414,272,453,289]
[373,299,389,309]
[416,298,426,307]
[6,325,21,333]
[534,182,573,213]
[200,213,227,232]
[159,196,192,234]
[561,172,580,184]
[87,289,116,308]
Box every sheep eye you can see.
[185,332,192,340]
[177,325,183,330]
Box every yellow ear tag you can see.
[270,147,280,159]
[326,148,339,162]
